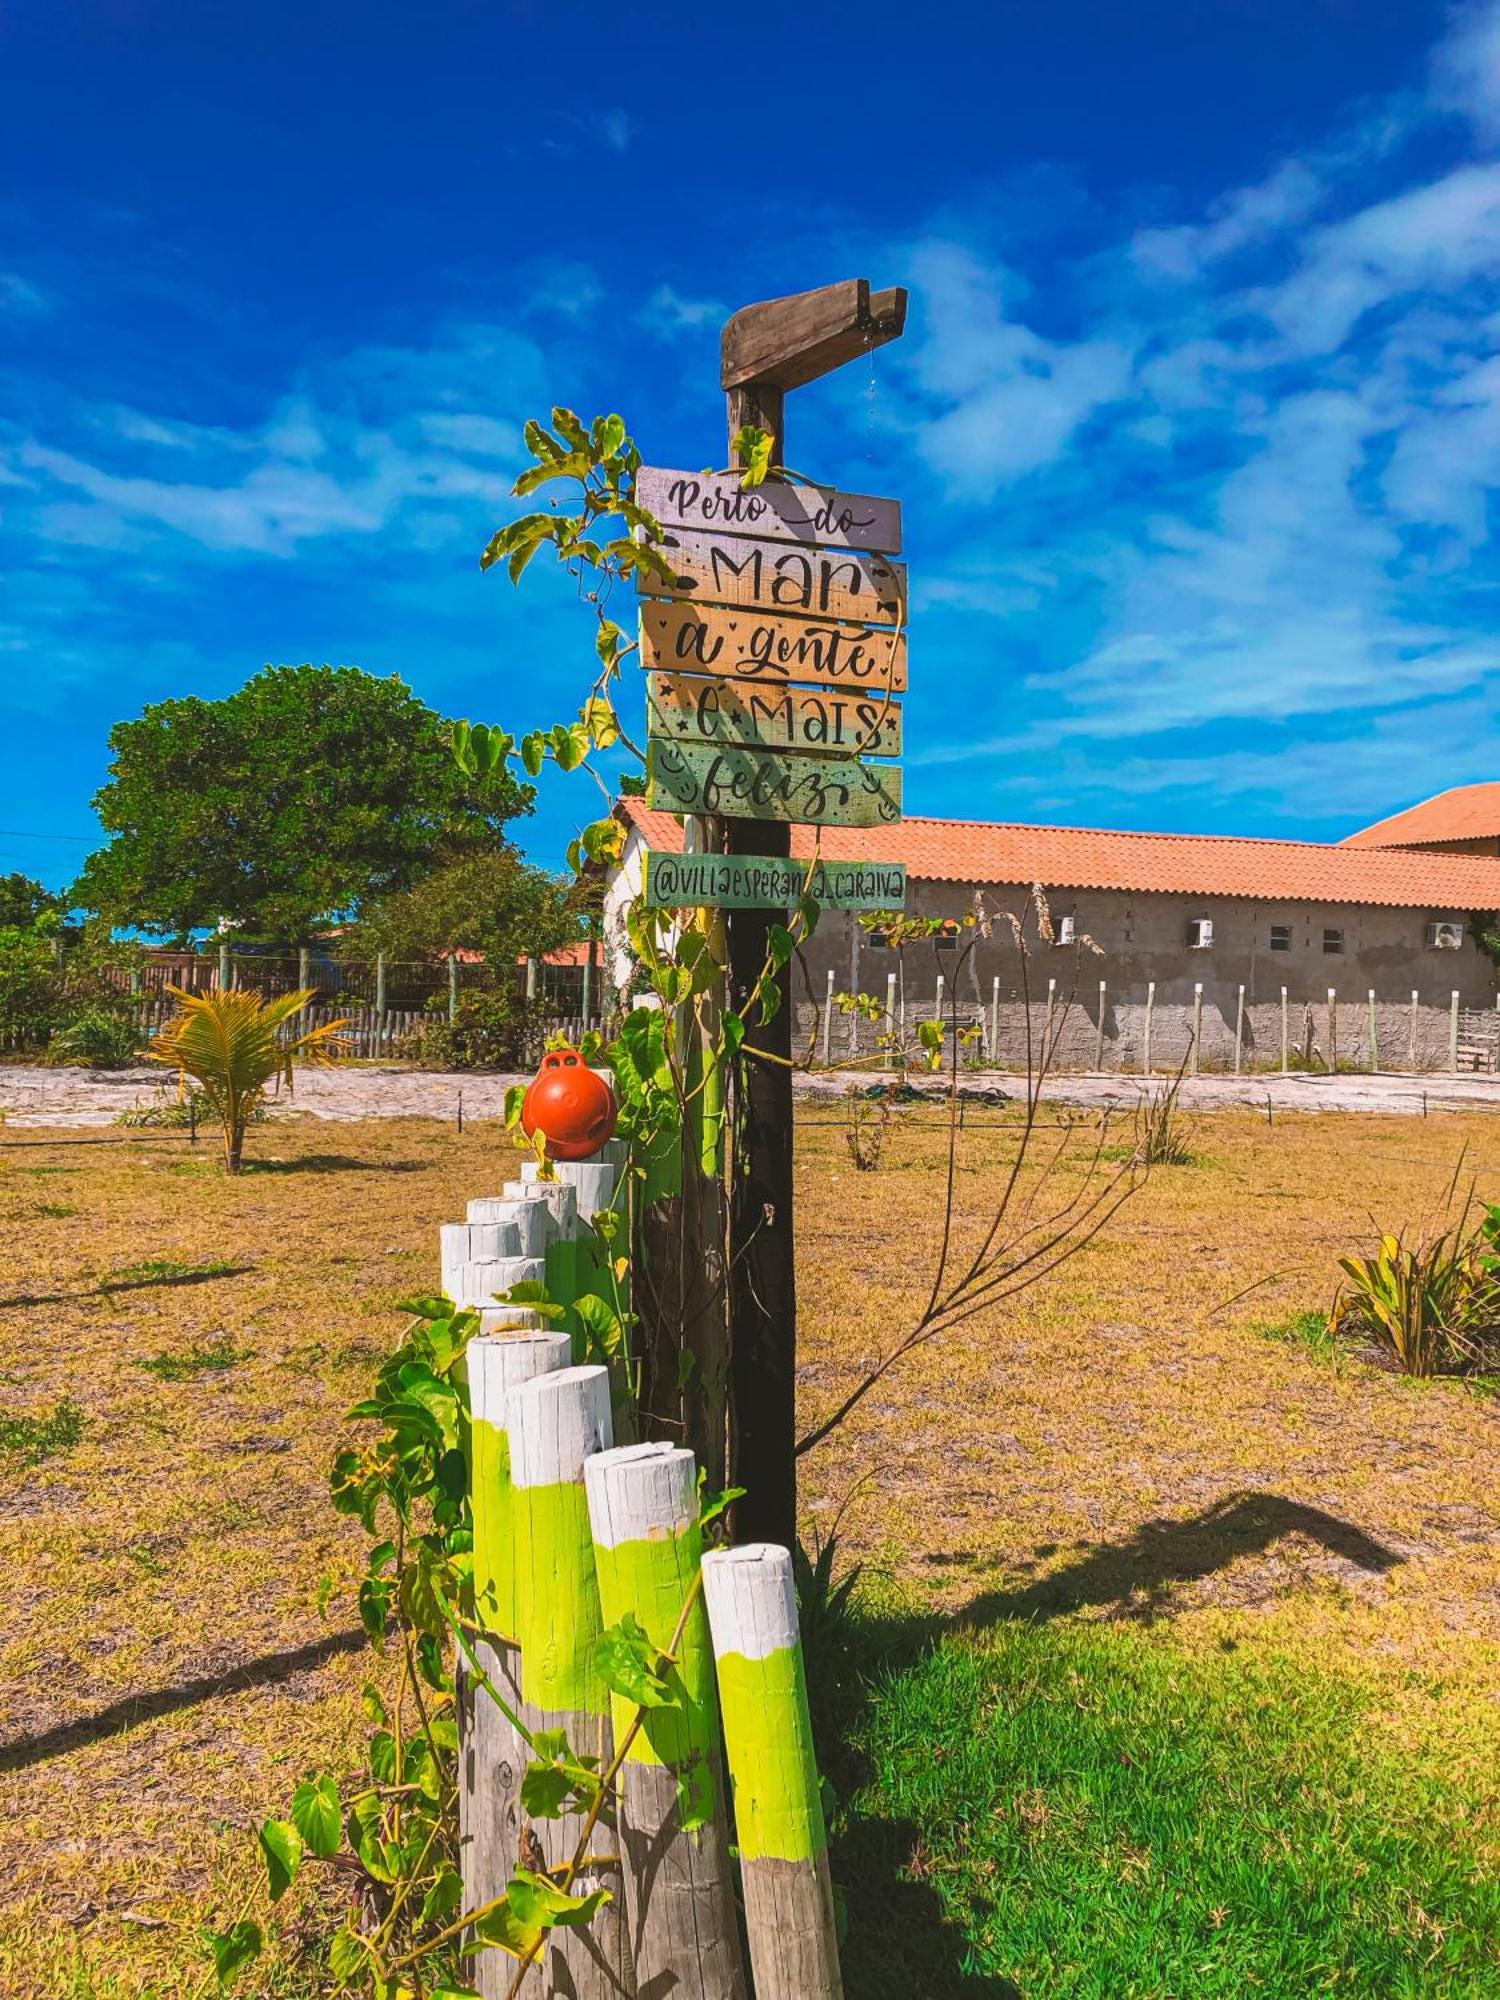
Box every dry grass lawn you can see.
[0,1103,1497,1995]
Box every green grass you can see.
[99,1256,238,1289]
[1252,1306,1339,1364]
[0,1397,85,1464]
[137,1336,253,1382]
[832,1618,1499,1998]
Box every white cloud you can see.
[1430,0,1500,140]
[643,284,725,334]
[599,108,633,152]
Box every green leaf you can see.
[699,1483,746,1531]
[595,1613,678,1709]
[204,1919,263,1988]
[507,1867,613,1931]
[450,718,473,775]
[258,1817,303,1902]
[573,1291,626,1362]
[551,722,587,774]
[328,1924,371,1982]
[360,1681,388,1726]
[596,620,624,667]
[768,923,796,969]
[471,1897,542,1958]
[503,1083,526,1128]
[595,413,626,460]
[524,417,564,463]
[720,1010,745,1057]
[730,424,774,488]
[551,407,589,451]
[520,731,547,777]
[291,1775,342,1858]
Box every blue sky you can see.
[3,0,1499,894]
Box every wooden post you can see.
[1044,975,1056,1058]
[1368,988,1378,1072]
[506,1365,631,1997]
[1143,980,1155,1076]
[1450,989,1460,1072]
[1410,988,1419,1070]
[375,951,387,1022]
[821,967,835,1065]
[934,972,945,1034]
[884,970,897,1061]
[461,1330,572,1925]
[1191,983,1203,1075]
[1327,987,1338,1072]
[703,1545,842,2000]
[526,956,539,1003]
[583,934,596,1027]
[1233,984,1245,1074]
[585,1443,747,1999]
[1094,978,1106,1072]
[218,941,231,992]
[298,945,310,992]
[723,280,906,1553]
[449,951,460,1023]
[990,974,1000,1064]
[1280,986,1289,1073]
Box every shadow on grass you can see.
[957,1491,1401,1625]
[244,1155,426,1175]
[0,1627,367,1773]
[815,1492,1402,1998]
[0,1264,255,1310]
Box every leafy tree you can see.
[73,665,533,941]
[0,872,64,930]
[346,847,576,969]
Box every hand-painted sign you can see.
[637,467,901,555]
[640,601,907,694]
[647,671,902,757]
[647,740,902,827]
[644,850,907,911]
[638,526,906,627]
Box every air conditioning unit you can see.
[1057,914,1076,945]
[1427,921,1465,950]
[1186,918,1214,950]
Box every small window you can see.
[1322,928,1344,954]
[866,929,891,950]
[1270,925,1292,951]
[935,920,959,950]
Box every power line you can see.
[0,828,96,843]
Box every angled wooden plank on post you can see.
[647,672,902,758]
[721,276,907,394]
[638,525,906,627]
[637,467,901,555]
[640,601,907,694]
[647,739,902,828]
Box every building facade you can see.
[606,791,1500,1071]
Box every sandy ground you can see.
[2,1060,1498,1127]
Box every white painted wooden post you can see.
[934,972,945,1031]
[990,974,1000,1063]
[1233,984,1245,1074]
[1450,989,1460,1072]
[448,951,459,1023]
[525,956,539,1002]
[218,942,231,992]
[1368,989,1378,1072]
[821,968,835,1064]
[1094,979,1106,1072]
[884,971,897,1059]
[582,941,594,1027]
[585,1444,747,2000]
[1280,986,1288,1073]
[1191,983,1203,1075]
[1044,975,1056,1058]
[1327,987,1337,1072]
[703,1546,842,2000]
[1143,980,1155,1076]
[298,945,310,991]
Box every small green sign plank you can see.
[647,671,902,757]
[646,740,902,828]
[644,850,907,911]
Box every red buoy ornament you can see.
[520,1047,618,1161]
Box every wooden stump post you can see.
[585,1444,747,1998]
[885,971,897,1055]
[1327,987,1338,1071]
[461,1330,573,1935]
[702,1544,841,2000]
[1368,988,1379,1072]
[1143,980,1155,1076]
[1233,984,1245,1074]
[990,974,1000,1062]
[1191,983,1203,1075]
[821,967,835,1065]
[1450,989,1460,1072]
[507,1365,633,1997]
[1409,989,1419,1070]
[1094,979,1106,1072]
[1281,986,1289,1073]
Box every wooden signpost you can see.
[637,466,902,553]
[644,852,907,911]
[639,525,906,625]
[647,672,902,757]
[640,600,907,693]
[646,739,902,826]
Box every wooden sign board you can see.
[644,850,907,911]
[647,739,902,827]
[640,600,907,694]
[647,671,902,758]
[639,526,905,628]
[637,467,902,555]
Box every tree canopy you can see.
[0,873,65,932]
[73,665,532,940]
[345,848,577,970]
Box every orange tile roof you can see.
[617,798,1500,910]
[1343,783,1500,849]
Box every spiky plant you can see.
[146,985,348,1172]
